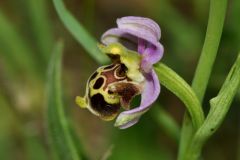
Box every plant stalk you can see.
[178,0,228,159]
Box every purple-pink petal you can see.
[101,28,138,50]
[141,42,164,73]
[138,38,146,54]
[101,16,164,69]
[115,69,160,129]
[117,118,140,129]
[101,28,157,45]
[101,28,158,49]
[117,16,161,40]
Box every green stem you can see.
[185,53,240,159]
[177,115,194,159]
[178,0,228,159]
[154,63,204,129]
[192,0,228,101]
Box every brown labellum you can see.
[86,63,143,120]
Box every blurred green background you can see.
[0,0,239,160]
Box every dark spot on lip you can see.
[89,72,98,81]
[108,90,114,94]
[93,77,104,89]
[103,64,115,70]
[106,54,120,63]
[115,64,127,77]
[120,64,127,70]
[90,93,120,117]
[109,82,140,109]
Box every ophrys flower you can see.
[76,16,164,129]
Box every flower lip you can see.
[114,69,160,129]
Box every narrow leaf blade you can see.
[0,10,42,77]
[46,41,83,160]
[25,0,54,62]
[53,0,108,64]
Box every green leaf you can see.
[0,10,42,78]
[185,53,240,160]
[24,0,54,63]
[81,0,96,32]
[154,63,204,129]
[52,0,108,64]
[46,40,84,160]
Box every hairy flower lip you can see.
[114,69,160,129]
[100,16,163,129]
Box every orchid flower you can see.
[76,16,164,129]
